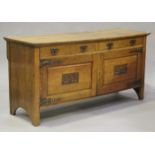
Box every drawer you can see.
[103,55,137,85]
[40,42,97,59]
[40,44,70,59]
[98,37,144,50]
[103,46,144,59]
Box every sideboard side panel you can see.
[8,42,40,126]
[134,36,147,99]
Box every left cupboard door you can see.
[40,54,97,107]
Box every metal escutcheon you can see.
[107,42,113,50]
[129,39,136,46]
[51,48,58,55]
[80,45,88,52]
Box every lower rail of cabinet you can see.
[10,85,144,126]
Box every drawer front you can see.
[40,44,70,59]
[98,37,144,51]
[103,47,144,59]
[103,55,137,85]
[40,42,97,59]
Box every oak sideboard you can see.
[4,28,150,126]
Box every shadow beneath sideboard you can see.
[39,83,155,128]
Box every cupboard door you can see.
[104,55,137,85]
[97,49,140,95]
[40,55,97,106]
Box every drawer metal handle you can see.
[107,42,113,50]
[80,45,88,52]
[51,48,58,55]
[129,39,136,46]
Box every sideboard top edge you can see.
[4,28,150,47]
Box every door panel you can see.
[47,63,92,95]
[96,48,139,95]
[40,54,97,105]
[104,55,137,84]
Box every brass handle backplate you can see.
[107,42,113,50]
[80,45,88,52]
[51,48,58,55]
[129,39,136,46]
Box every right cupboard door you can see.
[97,48,143,95]
[103,55,137,85]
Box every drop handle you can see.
[129,39,136,46]
[80,45,88,52]
[51,48,58,55]
[107,42,113,50]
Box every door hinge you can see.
[40,98,61,105]
[130,47,144,54]
[136,47,144,53]
[40,98,51,105]
[40,59,62,67]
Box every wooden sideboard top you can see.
[4,28,150,46]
